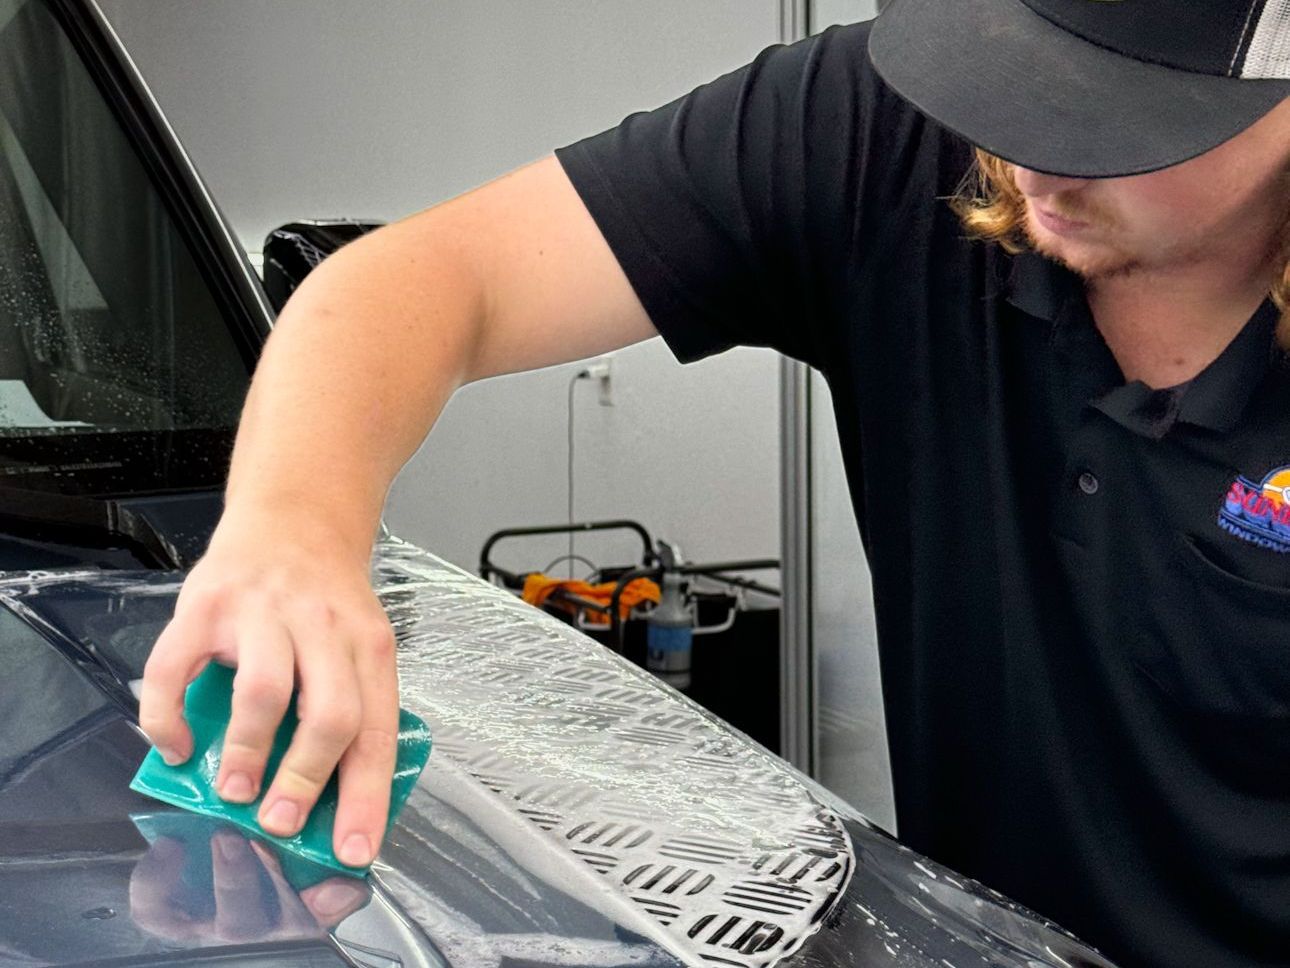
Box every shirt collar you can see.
[1005,250,1280,438]
[1173,297,1279,433]
[1004,250,1078,322]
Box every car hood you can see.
[0,538,1117,968]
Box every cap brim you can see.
[868,0,1290,178]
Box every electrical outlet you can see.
[578,357,614,406]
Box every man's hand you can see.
[139,510,398,868]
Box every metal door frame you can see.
[778,0,815,774]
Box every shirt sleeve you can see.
[554,20,934,370]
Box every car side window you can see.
[0,0,248,434]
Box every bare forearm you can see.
[224,220,484,560]
[220,158,654,562]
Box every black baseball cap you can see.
[868,0,1290,178]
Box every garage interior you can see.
[92,0,895,832]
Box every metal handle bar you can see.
[479,519,656,586]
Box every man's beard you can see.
[1020,189,1290,286]
[1021,201,1144,281]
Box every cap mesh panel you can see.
[1245,0,1290,77]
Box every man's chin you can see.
[1024,221,1139,281]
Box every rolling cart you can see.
[479,520,783,753]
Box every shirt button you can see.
[1077,471,1100,496]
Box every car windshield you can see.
[0,0,250,496]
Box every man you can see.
[138,0,1290,964]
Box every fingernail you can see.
[261,799,300,835]
[312,880,365,918]
[159,747,185,766]
[219,772,256,802]
[337,833,372,867]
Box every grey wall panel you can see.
[812,0,878,28]
[98,0,782,248]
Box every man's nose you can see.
[1012,166,1089,197]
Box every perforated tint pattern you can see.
[374,539,854,968]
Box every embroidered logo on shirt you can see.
[1219,466,1290,553]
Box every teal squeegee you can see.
[130,662,432,878]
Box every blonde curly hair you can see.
[949,147,1290,347]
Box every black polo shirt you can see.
[555,19,1290,968]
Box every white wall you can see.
[99,0,783,574]
[812,0,877,28]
